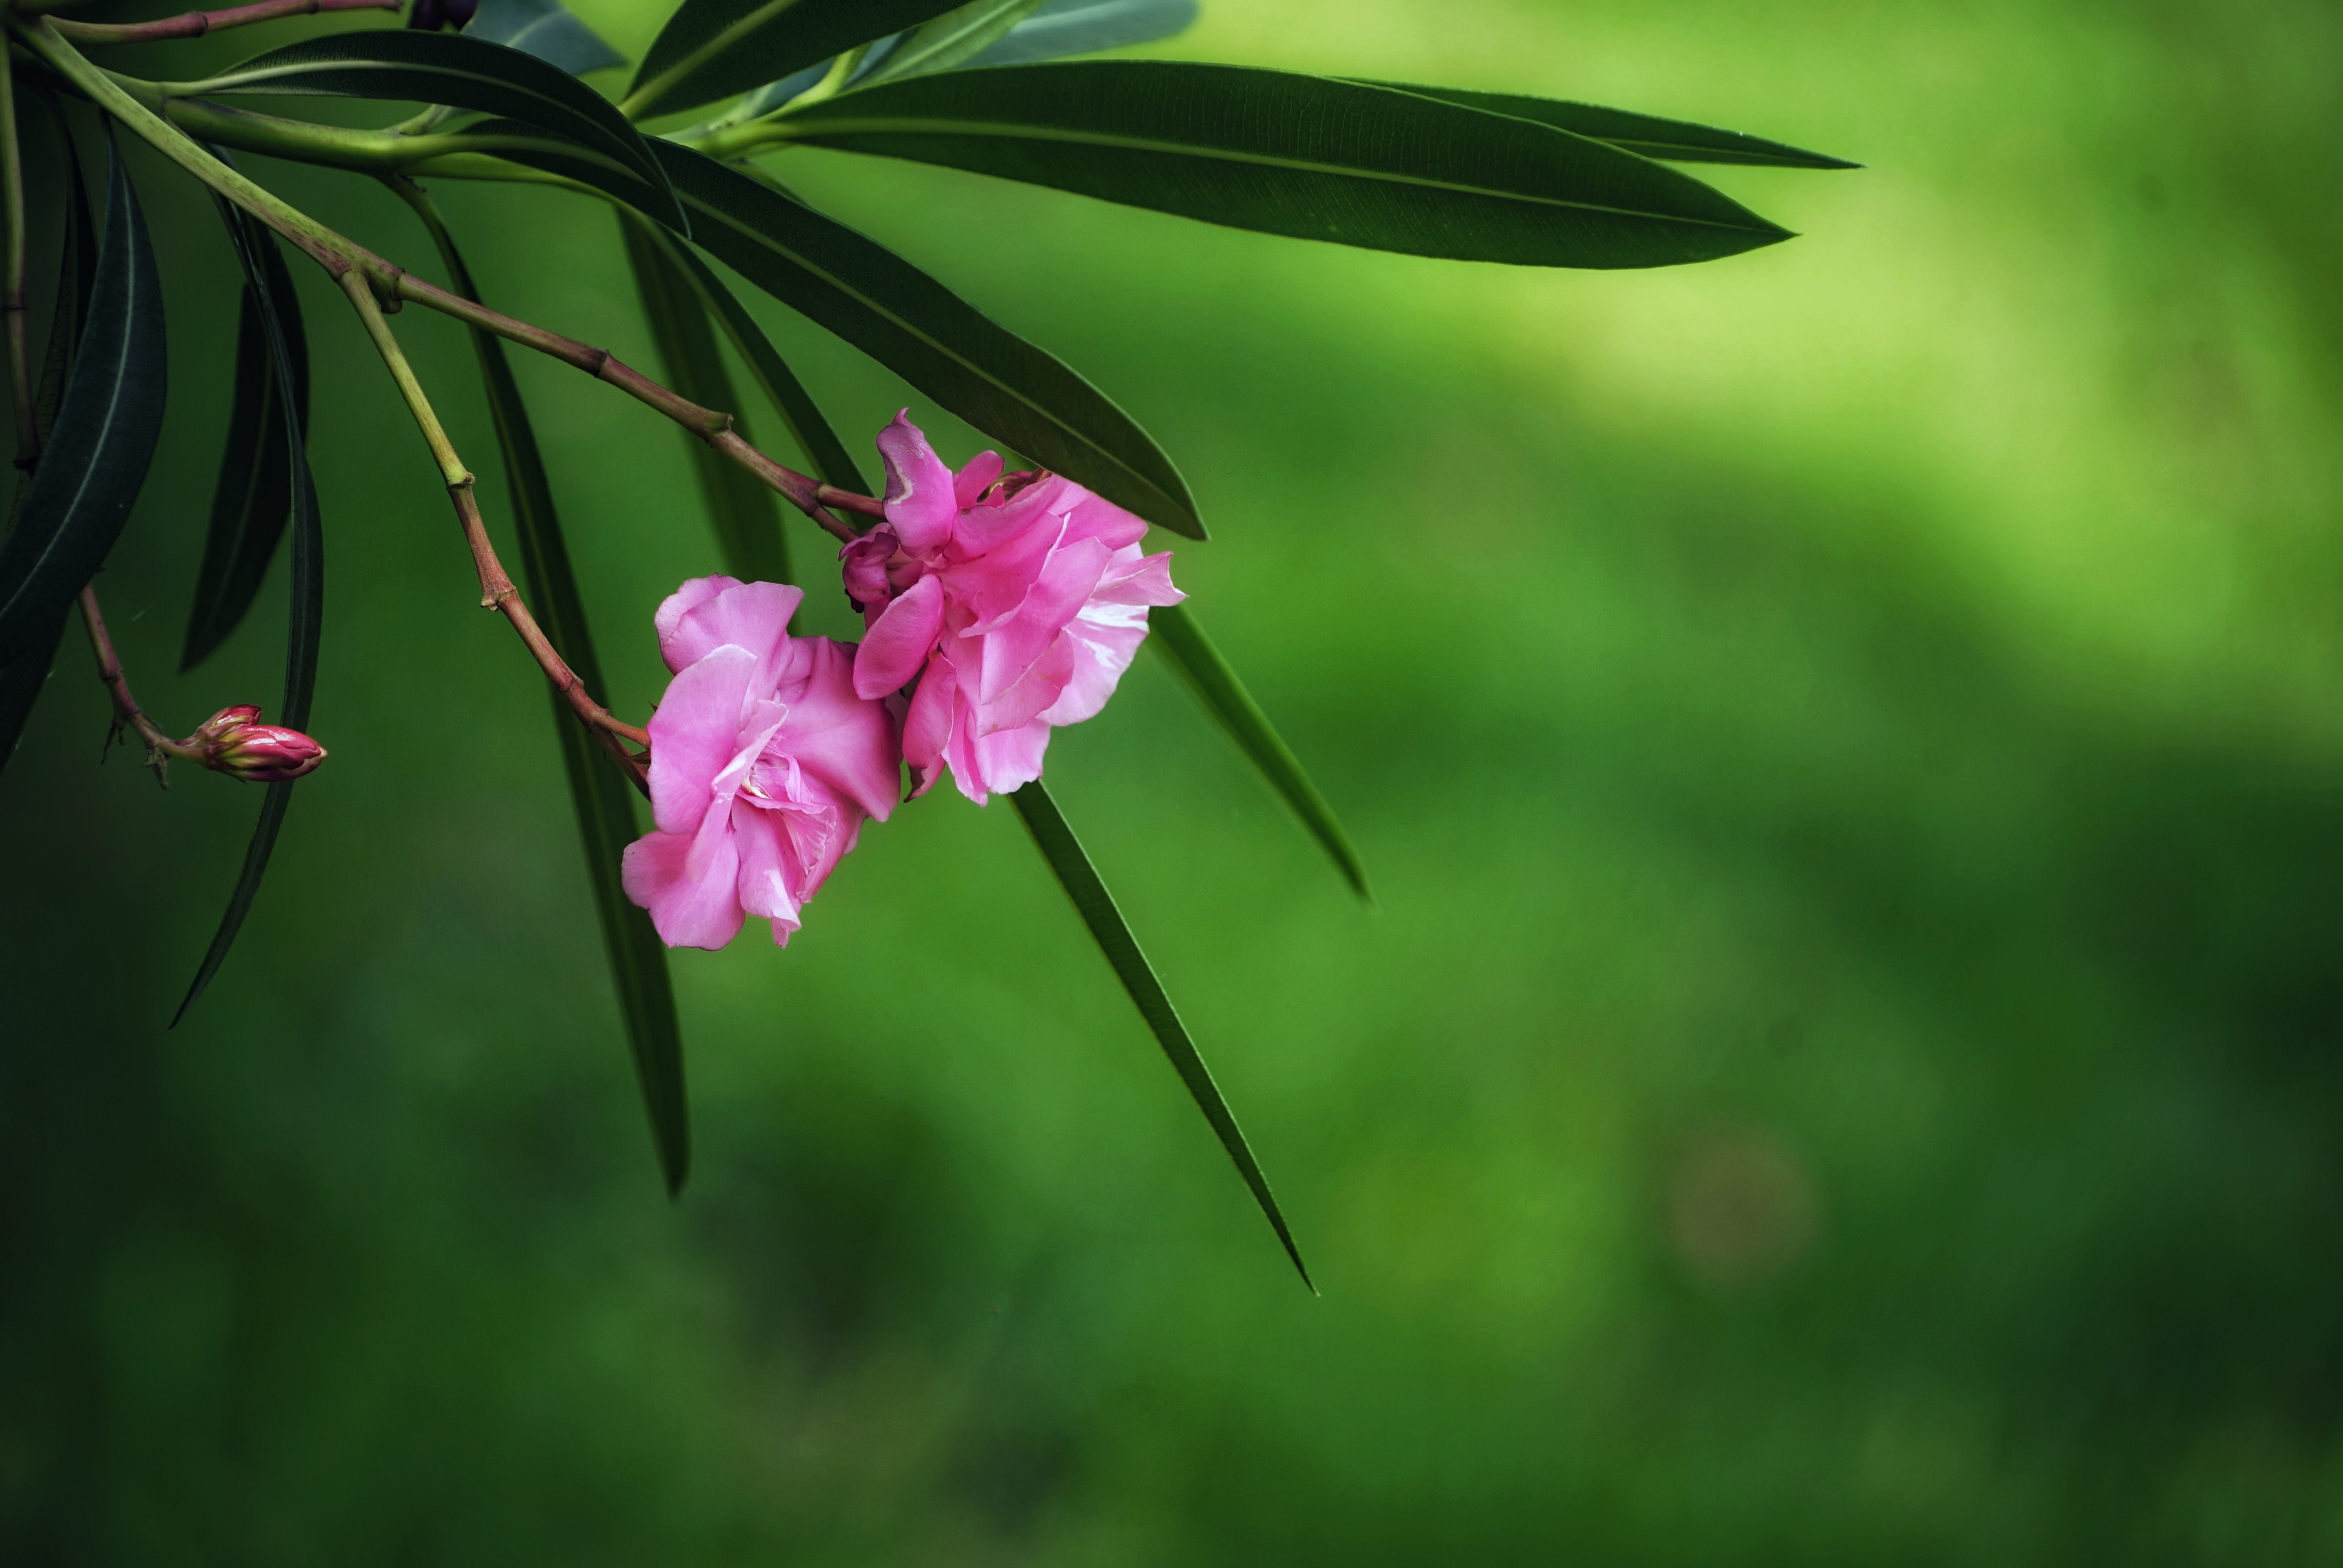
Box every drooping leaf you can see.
[0,126,166,666]
[617,210,791,583]
[962,0,1196,69]
[621,0,970,123]
[181,218,309,671]
[640,224,870,493]
[778,62,1790,268]
[172,186,326,1027]
[1011,777,1312,1288]
[0,108,96,774]
[192,32,684,228]
[465,0,627,78]
[454,127,1197,532]
[1149,603,1368,900]
[860,0,1042,86]
[1350,81,1860,170]
[401,190,691,1195]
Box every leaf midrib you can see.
[626,0,808,116]
[781,113,1782,233]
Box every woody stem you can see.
[334,271,654,783]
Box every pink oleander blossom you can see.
[844,412,1184,804]
[621,576,901,950]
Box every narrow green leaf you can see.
[779,62,1790,268]
[962,0,1197,69]
[465,0,627,77]
[1149,603,1368,900]
[0,101,96,774]
[0,125,166,665]
[862,0,1043,86]
[455,127,1198,533]
[172,173,326,1026]
[622,0,969,122]
[1350,81,1860,170]
[193,32,685,229]
[617,209,791,583]
[640,225,870,493]
[181,228,309,671]
[1011,778,1313,1289]
[403,187,692,1195]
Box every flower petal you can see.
[730,802,805,942]
[976,535,1112,708]
[854,573,946,700]
[953,450,1004,509]
[661,579,804,690]
[901,649,956,799]
[645,644,758,836]
[876,411,958,555]
[783,637,904,822]
[653,574,739,674]
[622,826,745,950]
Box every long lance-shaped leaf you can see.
[0,101,98,773]
[777,62,1790,268]
[181,219,309,671]
[411,201,690,1194]
[0,126,165,664]
[1349,82,1860,171]
[439,119,1194,533]
[192,32,684,229]
[617,209,791,583]
[622,0,970,122]
[1010,778,1312,1289]
[173,187,325,1027]
[465,0,627,78]
[453,125,1198,534]
[1149,604,1367,900]
[641,225,869,493]
[860,0,1042,87]
[962,0,1196,69]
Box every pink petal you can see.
[1090,547,1184,607]
[854,573,945,699]
[659,580,804,690]
[901,650,956,799]
[1059,486,1151,553]
[645,645,758,836]
[781,638,903,822]
[977,628,1076,736]
[876,411,958,555]
[730,803,805,940]
[1040,604,1149,727]
[653,575,740,674]
[840,528,898,616]
[953,450,1004,508]
[976,534,1111,707]
[969,715,1050,800]
[622,827,746,950]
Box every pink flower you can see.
[621,576,901,950]
[844,413,1184,804]
[189,704,327,782]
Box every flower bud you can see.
[192,705,327,782]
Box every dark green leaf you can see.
[781,62,1790,268]
[963,0,1196,69]
[195,32,684,229]
[1349,81,1859,170]
[0,100,97,776]
[447,129,1195,530]
[0,126,166,665]
[466,0,627,78]
[641,224,870,493]
[618,209,792,583]
[401,186,691,1193]
[181,224,309,671]
[1010,778,1312,1289]
[172,176,326,1027]
[1149,603,1368,900]
[862,0,1041,85]
[622,0,968,121]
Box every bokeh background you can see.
[9,0,2343,1559]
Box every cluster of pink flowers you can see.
[623,414,1182,951]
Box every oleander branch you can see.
[49,0,398,46]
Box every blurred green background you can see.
[9,0,2343,1560]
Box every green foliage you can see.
[1012,776,1311,1286]
[1350,82,1860,169]
[181,217,307,673]
[623,0,968,121]
[779,62,1789,267]
[858,0,1045,87]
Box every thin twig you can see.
[51,0,398,44]
[334,269,654,787]
[77,584,188,780]
[0,49,35,461]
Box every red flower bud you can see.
[192,705,328,782]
